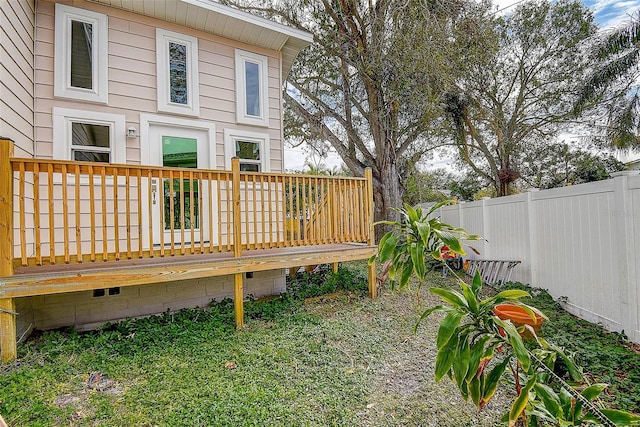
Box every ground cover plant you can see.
[494,282,640,414]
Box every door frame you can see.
[140,114,217,251]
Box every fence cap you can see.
[611,170,640,178]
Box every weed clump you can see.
[244,264,369,320]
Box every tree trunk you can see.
[372,161,403,242]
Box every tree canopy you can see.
[444,0,600,196]
[224,0,494,227]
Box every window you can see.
[54,4,108,103]
[156,29,199,116]
[224,129,270,172]
[71,123,110,162]
[235,49,269,126]
[53,108,126,164]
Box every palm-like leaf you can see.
[576,12,640,149]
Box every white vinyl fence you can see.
[431,171,640,344]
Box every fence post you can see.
[612,172,638,343]
[481,197,491,259]
[525,191,538,287]
[0,138,17,363]
[231,158,244,328]
[365,168,376,299]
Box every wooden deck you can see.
[2,243,376,298]
[0,139,378,364]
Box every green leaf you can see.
[581,383,608,401]
[482,357,509,404]
[368,253,377,266]
[533,383,562,419]
[574,383,608,420]
[453,336,471,388]
[459,379,469,401]
[426,199,453,216]
[415,305,450,331]
[559,387,573,419]
[472,271,482,294]
[437,311,464,349]
[436,230,465,255]
[600,409,640,425]
[509,375,536,425]
[435,333,459,382]
[466,336,491,382]
[399,262,414,289]
[410,242,426,281]
[373,220,400,227]
[517,304,547,323]
[430,288,468,309]
[378,233,398,263]
[406,204,419,223]
[460,281,479,314]
[469,375,481,407]
[494,318,530,371]
[554,347,583,382]
[488,289,531,303]
[416,221,431,245]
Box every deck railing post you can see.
[0,138,14,277]
[231,158,244,328]
[0,138,17,363]
[364,168,376,299]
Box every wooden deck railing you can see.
[3,143,373,270]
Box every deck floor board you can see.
[1,243,376,298]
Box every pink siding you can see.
[34,0,284,170]
[1,0,35,157]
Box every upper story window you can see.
[224,129,270,172]
[156,29,200,117]
[54,4,108,104]
[53,108,126,164]
[235,50,269,127]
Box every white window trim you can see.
[224,128,270,172]
[156,29,200,117]
[139,114,216,168]
[54,4,108,104]
[52,107,126,164]
[235,49,269,127]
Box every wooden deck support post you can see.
[0,299,17,364]
[231,158,244,328]
[0,138,17,363]
[332,262,339,273]
[364,168,376,299]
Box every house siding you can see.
[0,0,35,157]
[11,0,290,332]
[34,0,283,169]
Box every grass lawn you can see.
[1,262,638,426]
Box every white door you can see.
[147,124,214,248]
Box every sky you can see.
[494,0,639,28]
[282,0,640,172]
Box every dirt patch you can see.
[53,373,125,424]
[54,394,82,407]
